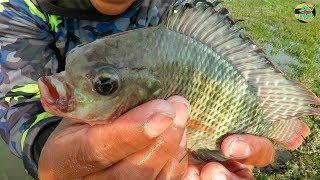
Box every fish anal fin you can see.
[267,118,310,151]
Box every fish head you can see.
[38,38,162,124]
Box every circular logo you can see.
[295,2,316,23]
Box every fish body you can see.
[86,27,266,153]
[39,1,320,161]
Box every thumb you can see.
[221,134,275,167]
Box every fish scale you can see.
[142,28,264,154]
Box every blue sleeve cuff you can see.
[22,116,61,179]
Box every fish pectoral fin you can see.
[191,149,228,162]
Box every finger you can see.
[85,126,186,180]
[39,99,176,178]
[84,96,190,180]
[222,160,254,179]
[182,165,201,180]
[234,168,254,179]
[221,134,275,167]
[222,160,253,173]
[156,129,188,180]
[188,156,206,170]
[200,162,250,180]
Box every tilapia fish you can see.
[38,1,320,161]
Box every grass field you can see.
[0,0,319,179]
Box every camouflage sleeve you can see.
[0,0,62,178]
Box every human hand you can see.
[183,135,275,180]
[38,96,190,180]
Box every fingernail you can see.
[167,96,190,128]
[226,139,251,159]
[189,171,199,179]
[168,96,191,112]
[211,172,228,180]
[183,169,199,180]
[145,113,173,138]
[173,108,188,128]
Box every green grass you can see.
[223,0,320,179]
[223,0,320,95]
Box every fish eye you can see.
[93,73,120,96]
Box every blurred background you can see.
[0,140,32,179]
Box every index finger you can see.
[82,99,177,169]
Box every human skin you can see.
[38,96,275,180]
[90,0,136,15]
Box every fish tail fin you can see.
[265,118,311,150]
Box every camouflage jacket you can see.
[0,0,183,178]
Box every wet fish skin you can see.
[65,27,266,151]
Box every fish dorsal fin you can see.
[164,0,320,121]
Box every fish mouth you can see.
[38,73,76,113]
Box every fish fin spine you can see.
[165,0,320,121]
